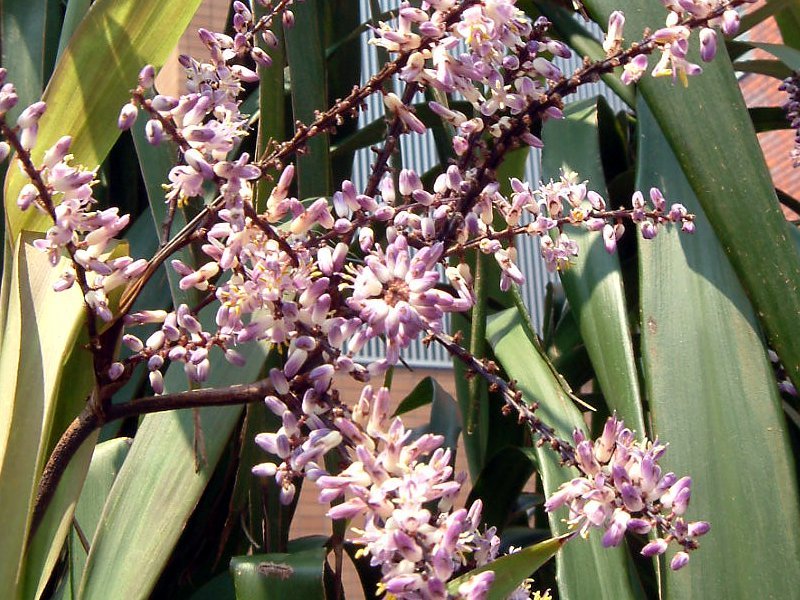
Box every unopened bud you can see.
[17,101,46,128]
[138,64,156,88]
[117,103,138,130]
[145,119,164,145]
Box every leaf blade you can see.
[541,98,645,432]
[487,308,644,600]
[636,100,800,599]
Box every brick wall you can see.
[738,3,799,219]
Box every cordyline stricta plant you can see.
[0,0,799,598]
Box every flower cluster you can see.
[463,170,694,276]
[606,0,749,87]
[545,415,710,571]
[1,72,145,321]
[346,234,473,369]
[309,385,520,600]
[373,1,568,150]
[780,70,800,168]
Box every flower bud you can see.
[42,136,72,168]
[602,223,617,253]
[641,538,668,557]
[261,30,278,48]
[251,47,273,68]
[149,369,164,395]
[138,64,155,88]
[17,101,46,128]
[145,119,164,145]
[17,183,38,211]
[19,124,38,150]
[699,28,717,62]
[0,83,19,113]
[117,103,138,130]
[688,520,711,537]
[670,551,690,571]
[107,362,125,381]
[151,95,179,112]
[722,9,740,36]
[603,11,625,54]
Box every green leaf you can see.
[3,0,203,245]
[395,376,462,455]
[0,0,61,122]
[189,572,236,600]
[230,545,327,600]
[323,0,362,182]
[583,0,800,389]
[776,4,800,50]
[226,351,295,555]
[546,307,593,391]
[20,336,96,600]
[541,98,644,432]
[56,0,93,61]
[76,310,268,598]
[446,535,567,600]
[130,117,200,308]
[54,437,132,600]
[487,308,644,600]
[636,100,800,599]
[451,148,528,479]
[738,0,795,34]
[741,42,800,70]
[253,3,286,210]
[466,446,537,531]
[732,59,793,80]
[284,0,331,198]
[0,233,89,598]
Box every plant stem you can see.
[29,378,274,539]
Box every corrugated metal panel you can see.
[352,2,625,367]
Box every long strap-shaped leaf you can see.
[487,308,645,600]
[76,326,267,598]
[541,98,645,434]
[447,534,568,600]
[231,545,327,600]
[0,234,87,598]
[284,0,331,198]
[0,0,61,123]
[54,437,132,600]
[582,0,800,389]
[637,100,800,599]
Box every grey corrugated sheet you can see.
[352,1,626,367]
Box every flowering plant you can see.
[0,0,799,598]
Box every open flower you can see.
[346,235,471,366]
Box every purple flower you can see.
[545,415,709,565]
[347,235,470,364]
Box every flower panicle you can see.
[545,414,710,570]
